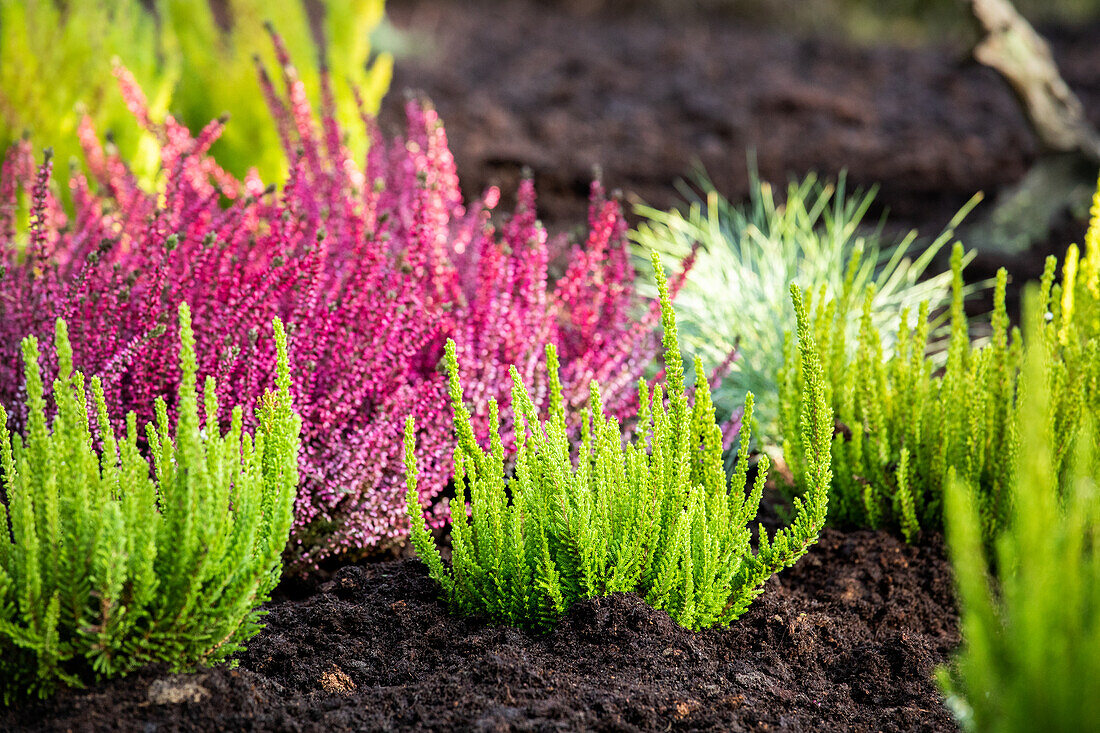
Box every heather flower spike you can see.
[0,34,677,571]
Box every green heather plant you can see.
[405,253,833,631]
[938,290,1100,733]
[779,243,1018,541]
[632,168,978,444]
[1053,181,1100,402]
[1,0,391,184]
[0,303,300,702]
[780,177,1100,542]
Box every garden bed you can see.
[2,529,957,732]
[5,1,1099,729]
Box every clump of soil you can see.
[2,529,960,732]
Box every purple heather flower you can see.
[0,37,685,571]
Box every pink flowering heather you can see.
[0,37,681,571]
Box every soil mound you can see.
[2,529,959,732]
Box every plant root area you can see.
[3,529,959,731]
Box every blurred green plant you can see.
[938,287,1100,732]
[808,0,1100,45]
[0,0,391,186]
[405,252,833,632]
[526,0,1100,43]
[632,168,978,445]
[0,303,300,702]
[0,1,168,194]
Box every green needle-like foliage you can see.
[406,252,832,631]
[938,287,1100,733]
[781,176,1100,542]
[0,303,300,702]
[1051,181,1100,426]
[780,242,1018,540]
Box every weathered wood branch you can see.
[969,0,1100,162]
[964,0,1100,254]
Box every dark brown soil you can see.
[1,529,958,732]
[382,0,1100,256]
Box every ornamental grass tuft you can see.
[632,167,977,444]
[0,303,299,702]
[405,252,832,631]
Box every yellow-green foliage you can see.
[938,288,1100,733]
[0,303,300,702]
[780,243,1018,541]
[1,0,391,184]
[405,253,833,631]
[162,0,391,181]
[0,1,168,186]
[781,176,1100,542]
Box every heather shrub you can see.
[938,289,1100,733]
[0,303,299,702]
[632,168,977,444]
[0,0,391,185]
[0,44,662,570]
[780,244,1018,541]
[780,180,1100,541]
[405,253,832,631]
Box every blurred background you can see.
[6,0,1100,266]
[503,0,1100,41]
